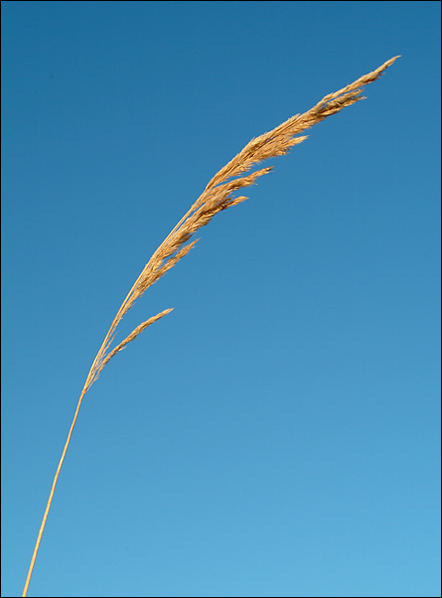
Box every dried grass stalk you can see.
[22,55,399,597]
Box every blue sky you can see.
[1,2,440,597]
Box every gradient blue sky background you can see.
[2,2,440,597]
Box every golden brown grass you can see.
[22,55,399,597]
